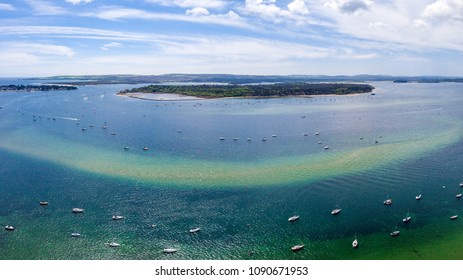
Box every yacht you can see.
[415,194,422,200]
[390,230,400,237]
[352,239,358,248]
[72,208,84,213]
[109,242,120,247]
[457,194,462,198]
[163,248,177,254]
[5,225,15,231]
[288,215,300,222]
[450,215,458,220]
[189,227,201,233]
[383,199,392,205]
[291,244,304,252]
[331,208,341,215]
[112,215,124,220]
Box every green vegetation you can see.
[0,84,77,92]
[118,83,374,98]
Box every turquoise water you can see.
[0,80,463,259]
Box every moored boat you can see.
[288,215,300,222]
[390,230,400,237]
[163,248,177,254]
[415,194,422,200]
[189,227,201,233]
[331,208,341,215]
[72,208,84,213]
[383,198,392,205]
[112,215,124,220]
[291,244,304,252]
[109,242,120,247]
[71,233,81,237]
[403,216,411,223]
[39,201,49,206]
[456,193,462,198]
[5,225,15,231]
[450,215,458,220]
[352,239,358,248]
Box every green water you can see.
[0,81,462,259]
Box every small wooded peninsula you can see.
[0,84,77,92]
[118,83,374,98]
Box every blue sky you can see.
[0,0,462,77]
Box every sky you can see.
[0,0,462,77]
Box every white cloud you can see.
[0,3,15,11]
[25,0,67,15]
[100,42,122,51]
[422,0,463,21]
[287,0,309,15]
[186,7,210,16]
[65,0,93,4]
[325,0,373,14]
[146,0,227,9]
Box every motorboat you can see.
[112,215,124,220]
[219,137,225,140]
[460,182,463,187]
[324,146,330,150]
[383,199,392,205]
[72,208,84,213]
[143,147,149,151]
[124,146,130,150]
[163,248,177,254]
[352,237,359,248]
[390,230,400,237]
[233,138,239,141]
[109,242,120,247]
[331,208,341,215]
[288,215,300,222]
[315,132,320,135]
[5,225,15,231]
[403,216,411,223]
[39,201,49,206]
[272,135,277,137]
[450,215,458,220]
[71,233,81,237]
[247,138,252,141]
[291,244,304,252]
[415,194,422,200]
[457,194,462,198]
[189,227,201,233]
[303,133,308,136]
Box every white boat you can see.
[5,225,15,231]
[39,201,49,206]
[303,133,308,136]
[112,215,124,220]
[415,194,422,200]
[72,208,84,213]
[450,215,458,220]
[315,132,320,135]
[189,227,201,233]
[219,137,225,140]
[81,127,87,131]
[71,233,81,237]
[109,242,120,247]
[143,147,149,151]
[247,138,252,141]
[324,146,330,150]
[331,208,341,215]
[390,230,400,237]
[288,215,300,222]
[124,146,130,150]
[262,138,267,142]
[272,135,277,137]
[460,182,463,187]
[291,244,304,252]
[352,239,358,248]
[456,194,462,198]
[403,216,411,222]
[383,199,392,205]
[163,248,177,254]
[233,138,239,141]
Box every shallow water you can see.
[0,81,462,259]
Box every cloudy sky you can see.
[0,0,462,77]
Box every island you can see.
[0,84,78,92]
[117,83,375,99]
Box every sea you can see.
[0,78,462,260]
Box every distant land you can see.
[0,84,77,92]
[33,74,463,85]
[117,83,375,99]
